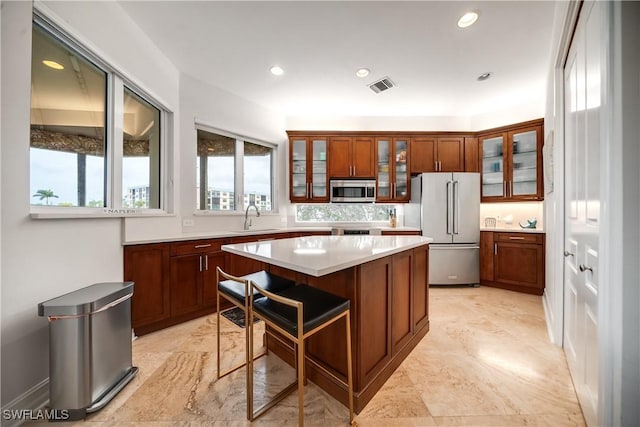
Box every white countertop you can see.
[123,225,421,245]
[480,226,545,234]
[222,235,432,277]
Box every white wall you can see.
[0,0,179,407]
[122,73,288,243]
[287,101,544,133]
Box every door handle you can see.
[353,165,356,176]
[205,255,209,271]
[509,237,525,240]
[453,180,459,234]
[446,181,453,235]
[564,251,574,257]
[494,243,497,255]
[199,255,203,272]
[579,264,593,273]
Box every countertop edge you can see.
[222,236,433,277]
[480,227,545,234]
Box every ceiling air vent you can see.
[368,77,395,93]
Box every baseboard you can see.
[1,379,49,427]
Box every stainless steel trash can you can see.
[38,282,138,421]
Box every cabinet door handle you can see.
[205,255,209,271]
[199,255,203,272]
[564,251,574,257]
[194,244,212,249]
[509,237,525,240]
[353,165,356,176]
[579,264,593,273]
[494,243,497,255]
[435,161,438,171]
[503,181,507,196]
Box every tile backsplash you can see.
[480,202,544,230]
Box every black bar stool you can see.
[248,283,354,426]
[215,267,295,419]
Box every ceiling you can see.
[118,1,557,118]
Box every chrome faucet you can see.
[243,203,260,230]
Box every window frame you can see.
[194,122,278,215]
[30,11,173,219]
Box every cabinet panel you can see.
[124,243,171,329]
[352,137,375,177]
[494,242,543,290]
[328,136,351,177]
[410,137,436,173]
[170,254,203,317]
[392,252,412,352]
[412,246,429,329]
[436,137,464,172]
[464,137,479,172]
[358,257,391,385]
[480,231,495,282]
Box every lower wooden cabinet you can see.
[124,243,171,332]
[480,231,545,295]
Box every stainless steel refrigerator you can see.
[406,173,480,285]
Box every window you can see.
[196,128,275,212]
[29,16,169,213]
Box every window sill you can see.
[30,207,174,219]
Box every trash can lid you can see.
[38,282,134,317]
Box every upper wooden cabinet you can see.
[328,136,375,178]
[289,136,329,202]
[464,137,479,172]
[410,137,464,173]
[479,119,543,202]
[375,137,410,202]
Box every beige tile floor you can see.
[36,286,585,426]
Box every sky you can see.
[30,148,151,205]
[31,149,271,206]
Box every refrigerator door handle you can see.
[453,180,460,234]
[446,180,453,235]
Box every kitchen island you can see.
[222,235,432,413]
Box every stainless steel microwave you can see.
[330,179,376,203]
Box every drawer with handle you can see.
[170,239,223,256]
[494,232,543,244]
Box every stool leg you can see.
[345,311,354,425]
[297,334,305,427]
[216,277,221,379]
[246,301,253,421]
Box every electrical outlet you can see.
[182,219,194,227]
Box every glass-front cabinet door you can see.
[480,134,506,199]
[376,139,391,200]
[289,137,328,202]
[393,138,409,201]
[376,137,410,202]
[290,139,308,200]
[509,127,540,198]
[479,121,543,202]
[310,139,327,199]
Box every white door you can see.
[563,2,602,426]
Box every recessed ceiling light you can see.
[270,66,284,76]
[477,72,493,81]
[457,12,479,28]
[42,60,64,70]
[355,68,370,78]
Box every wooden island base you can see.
[260,243,430,413]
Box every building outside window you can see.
[196,128,275,212]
